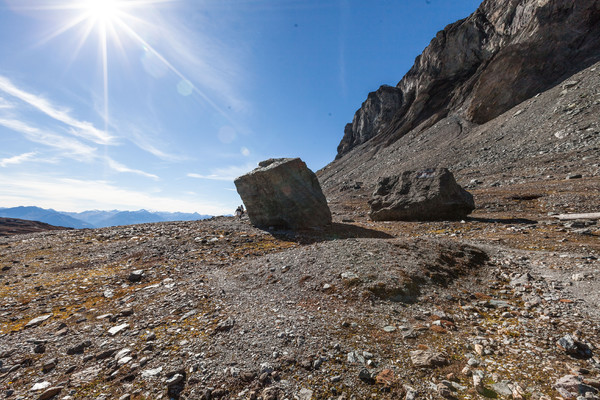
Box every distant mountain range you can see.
[0,206,211,229]
[0,206,94,229]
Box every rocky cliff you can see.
[336,0,600,158]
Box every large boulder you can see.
[369,168,474,221]
[234,158,332,230]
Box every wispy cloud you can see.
[0,174,229,214]
[126,125,185,162]
[0,96,13,109]
[187,162,256,182]
[0,152,38,167]
[0,75,115,145]
[106,157,159,180]
[0,118,97,160]
[0,117,160,180]
[0,116,164,182]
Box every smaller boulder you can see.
[555,375,597,397]
[557,334,593,359]
[128,269,144,283]
[38,386,63,400]
[369,168,475,221]
[358,368,376,384]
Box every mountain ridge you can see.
[320,0,600,219]
[319,59,600,216]
[0,206,94,229]
[0,217,70,236]
[336,0,600,159]
[0,206,211,229]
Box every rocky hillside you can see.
[0,218,69,237]
[320,58,600,217]
[319,0,600,218]
[335,0,600,158]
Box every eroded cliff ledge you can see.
[337,0,600,158]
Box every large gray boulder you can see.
[234,158,332,230]
[369,168,474,221]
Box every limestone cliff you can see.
[336,0,600,158]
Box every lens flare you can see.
[11,0,227,139]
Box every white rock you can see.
[26,314,52,328]
[347,351,365,364]
[115,348,131,361]
[259,363,274,374]
[297,388,313,400]
[341,272,358,280]
[31,381,51,391]
[404,385,418,400]
[555,130,569,139]
[474,344,484,356]
[108,323,130,336]
[117,356,133,366]
[141,367,163,378]
[473,374,484,394]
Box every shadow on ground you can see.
[268,222,394,244]
[469,217,538,225]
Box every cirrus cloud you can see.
[0,152,38,167]
[0,75,115,145]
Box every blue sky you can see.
[0,0,481,215]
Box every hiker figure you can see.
[235,205,245,219]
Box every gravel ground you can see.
[0,205,599,399]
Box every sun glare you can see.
[22,0,203,143]
[83,0,123,22]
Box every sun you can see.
[83,0,124,23]
[22,0,196,140]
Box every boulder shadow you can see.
[468,217,538,225]
[267,222,394,244]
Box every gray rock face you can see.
[336,0,600,158]
[369,168,474,221]
[555,375,598,397]
[556,334,593,359]
[234,158,332,230]
[337,85,403,157]
[409,350,449,368]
